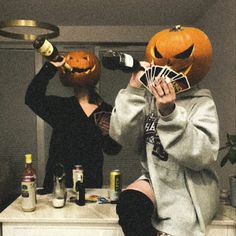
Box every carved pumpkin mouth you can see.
[183,64,192,75]
[169,61,193,76]
[178,64,193,76]
[71,65,96,74]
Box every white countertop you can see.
[0,188,118,225]
[211,202,236,226]
[0,188,235,227]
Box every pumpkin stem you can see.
[170,25,182,32]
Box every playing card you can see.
[143,65,163,85]
[153,65,181,82]
[165,68,179,79]
[140,64,190,95]
[94,111,111,125]
[158,66,170,77]
[145,68,153,85]
[151,65,163,81]
[172,72,185,81]
[139,71,150,90]
[94,111,111,135]
[171,75,191,94]
[145,67,151,80]
[139,67,155,92]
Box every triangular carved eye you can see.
[154,47,163,58]
[174,45,194,59]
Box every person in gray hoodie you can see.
[109,58,220,235]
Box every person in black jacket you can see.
[25,52,122,194]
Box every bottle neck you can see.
[25,162,32,167]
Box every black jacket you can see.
[25,62,121,191]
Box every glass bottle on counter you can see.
[75,180,85,206]
[52,163,67,208]
[21,153,36,212]
[74,165,85,206]
[33,36,72,72]
[73,164,84,192]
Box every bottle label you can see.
[73,169,83,192]
[123,53,134,68]
[21,180,36,211]
[38,39,53,56]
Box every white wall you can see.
[196,0,236,189]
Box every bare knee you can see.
[126,179,156,206]
[116,182,157,236]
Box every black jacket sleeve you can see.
[25,62,60,126]
[102,135,122,155]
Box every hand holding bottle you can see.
[49,57,66,68]
[129,61,151,88]
[33,36,72,72]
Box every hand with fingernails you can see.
[129,61,176,117]
[150,77,176,116]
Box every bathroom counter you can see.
[0,188,235,236]
[0,188,123,236]
[206,202,236,236]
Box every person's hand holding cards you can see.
[94,111,111,135]
[138,64,191,94]
[150,78,176,116]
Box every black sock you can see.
[116,189,157,236]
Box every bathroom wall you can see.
[196,0,236,189]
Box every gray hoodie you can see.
[109,85,219,236]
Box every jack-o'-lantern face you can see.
[59,50,101,87]
[145,25,212,86]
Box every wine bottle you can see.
[75,180,85,206]
[75,166,85,206]
[102,50,144,73]
[21,153,36,212]
[33,36,72,72]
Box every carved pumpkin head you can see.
[145,25,212,86]
[59,50,101,87]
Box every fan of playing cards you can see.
[139,65,191,94]
[94,111,111,135]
